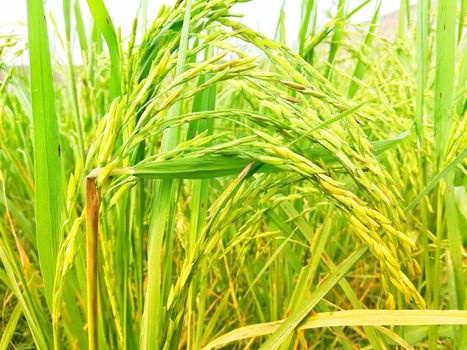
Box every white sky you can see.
[0,0,412,65]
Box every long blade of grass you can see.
[141,1,192,349]
[298,0,315,57]
[444,173,466,349]
[187,45,218,349]
[207,310,467,350]
[397,0,410,38]
[433,0,456,163]
[458,0,466,44]
[347,0,381,98]
[0,303,22,350]
[0,203,51,349]
[455,37,467,116]
[74,0,88,54]
[274,0,287,44]
[86,0,121,99]
[325,253,384,350]
[105,131,409,180]
[26,0,63,311]
[405,148,467,212]
[63,0,85,159]
[324,0,346,80]
[203,310,467,350]
[258,247,367,350]
[415,0,429,146]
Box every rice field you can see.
[0,0,466,349]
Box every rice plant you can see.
[0,0,466,349]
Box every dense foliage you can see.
[0,0,465,349]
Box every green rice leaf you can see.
[86,0,121,99]
[26,0,63,311]
[433,0,456,163]
[347,0,381,98]
[203,310,467,350]
[259,248,366,350]
[0,303,22,350]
